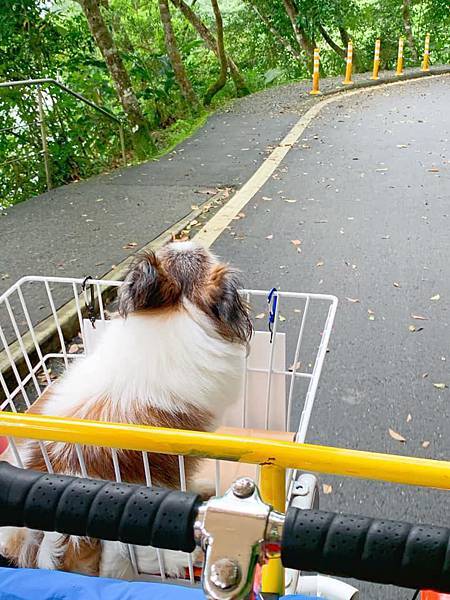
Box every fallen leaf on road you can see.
[266,234,274,240]
[279,315,286,322]
[255,313,265,319]
[433,383,447,390]
[393,282,401,288]
[316,261,324,267]
[430,294,440,301]
[291,240,301,247]
[288,361,302,371]
[322,484,333,494]
[389,428,406,442]
[422,441,430,448]
[406,413,412,422]
[346,297,360,303]
[123,242,138,249]
[411,314,427,320]
[408,325,416,332]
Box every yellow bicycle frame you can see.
[1,411,449,595]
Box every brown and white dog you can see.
[0,241,252,579]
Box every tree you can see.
[158,0,200,111]
[244,0,303,62]
[402,0,418,61]
[77,0,153,154]
[281,0,315,70]
[203,0,228,105]
[170,0,249,96]
[318,23,346,58]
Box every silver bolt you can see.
[210,558,241,590]
[232,477,255,499]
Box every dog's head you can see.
[118,241,252,345]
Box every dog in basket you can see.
[0,241,252,578]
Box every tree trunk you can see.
[339,26,350,48]
[246,0,303,62]
[318,23,345,58]
[337,26,363,71]
[158,0,199,110]
[281,0,315,70]
[170,0,249,96]
[402,0,418,61]
[77,0,153,155]
[204,0,228,105]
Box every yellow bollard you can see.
[342,40,354,84]
[396,37,404,75]
[371,38,381,80]
[309,48,321,95]
[422,32,430,71]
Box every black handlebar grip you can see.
[0,462,201,552]
[282,508,450,593]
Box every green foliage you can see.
[0,0,449,207]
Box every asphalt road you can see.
[212,75,450,598]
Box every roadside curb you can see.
[315,65,450,98]
[0,189,230,389]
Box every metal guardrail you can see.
[0,78,126,192]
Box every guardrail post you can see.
[422,33,430,72]
[36,86,52,191]
[343,40,354,85]
[396,37,404,75]
[119,124,126,166]
[371,39,381,80]
[309,48,321,95]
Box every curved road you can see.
[212,75,450,598]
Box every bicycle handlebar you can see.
[0,462,200,553]
[1,461,449,594]
[282,506,450,593]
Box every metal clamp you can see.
[194,478,283,600]
[82,276,96,329]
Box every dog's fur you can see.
[0,241,252,578]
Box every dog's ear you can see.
[118,252,181,317]
[204,264,253,345]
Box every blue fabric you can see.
[0,568,203,600]
[0,568,318,600]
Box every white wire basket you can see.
[0,275,337,582]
